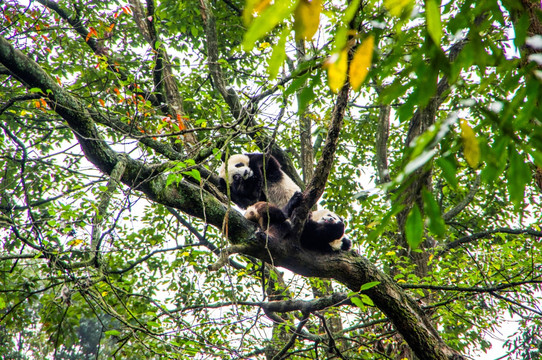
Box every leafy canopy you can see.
[1,0,542,359]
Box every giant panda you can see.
[245,192,352,253]
[218,153,300,209]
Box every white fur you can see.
[265,176,300,209]
[311,209,342,224]
[219,154,252,183]
[328,239,344,250]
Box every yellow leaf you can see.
[258,42,271,50]
[326,50,348,93]
[294,0,322,41]
[349,35,374,91]
[383,0,413,17]
[459,119,480,168]
[67,239,83,247]
[102,291,108,297]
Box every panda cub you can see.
[218,153,300,209]
[245,192,352,253]
[244,202,292,240]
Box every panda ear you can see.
[221,152,227,162]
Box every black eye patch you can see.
[235,163,244,168]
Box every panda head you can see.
[311,209,344,225]
[219,154,254,183]
[311,209,346,251]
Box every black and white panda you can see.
[218,153,300,209]
[245,192,352,253]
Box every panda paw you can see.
[340,237,352,251]
[290,191,303,203]
[284,191,303,216]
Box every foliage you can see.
[1,0,542,359]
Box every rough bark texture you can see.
[515,0,542,191]
[0,35,464,360]
[376,104,391,185]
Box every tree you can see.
[1,0,541,359]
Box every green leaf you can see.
[507,147,531,210]
[343,0,362,23]
[166,173,180,187]
[405,204,423,249]
[296,73,319,114]
[183,169,201,182]
[105,330,121,336]
[422,189,445,238]
[332,0,361,52]
[267,26,289,79]
[425,0,442,46]
[368,203,405,242]
[350,296,366,311]
[481,136,509,184]
[436,156,458,189]
[359,281,380,291]
[531,150,542,167]
[284,72,310,96]
[360,294,374,306]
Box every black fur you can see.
[224,172,263,209]
[299,215,351,252]
[285,192,351,252]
